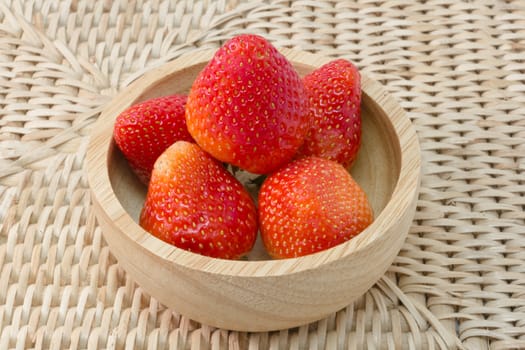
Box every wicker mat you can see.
[1,0,524,349]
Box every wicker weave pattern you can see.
[1,0,524,349]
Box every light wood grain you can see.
[86,48,421,331]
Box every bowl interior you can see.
[108,59,401,261]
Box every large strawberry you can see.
[139,141,258,260]
[185,34,310,174]
[300,59,362,168]
[258,156,373,259]
[113,94,192,184]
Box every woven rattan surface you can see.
[1,1,524,349]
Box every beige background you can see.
[0,1,524,349]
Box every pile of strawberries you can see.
[113,34,373,260]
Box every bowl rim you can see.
[86,48,421,278]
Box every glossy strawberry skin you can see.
[258,156,373,259]
[186,34,310,174]
[113,94,192,184]
[300,59,362,168]
[139,141,258,260]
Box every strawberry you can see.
[113,94,192,184]
[139,141,258,260]
[258,156,373,259]
[185,34,310,174]
[299,59,362,168]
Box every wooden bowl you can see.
[86,49,421,332]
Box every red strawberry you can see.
[300,59,362,168]
[139,141,258,260]
[113,94,192,184]
[185,34,310,174]
[258,156,373,259]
